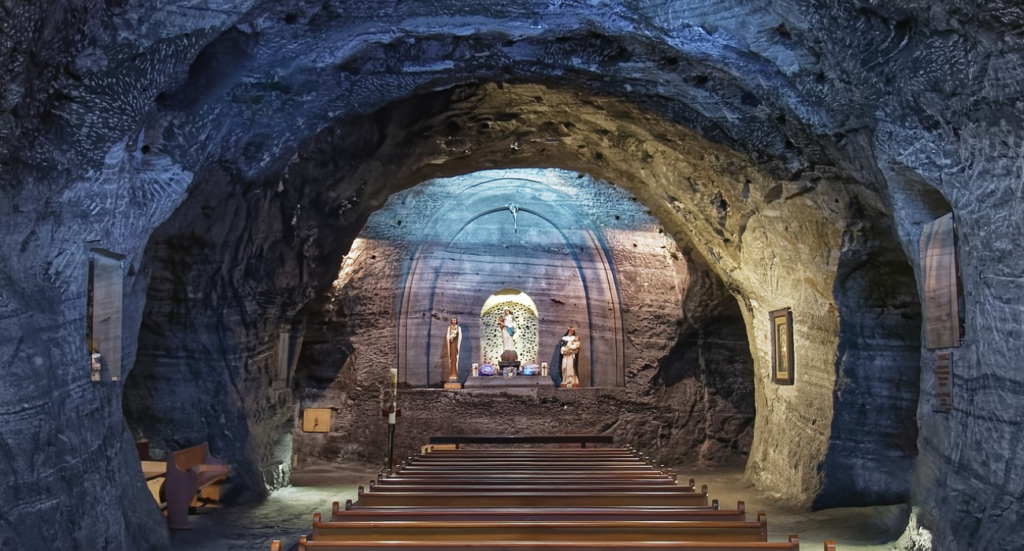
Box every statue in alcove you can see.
[560,327,581,388]
[498,308,517,352]
[445,317,462,383]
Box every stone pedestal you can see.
[443,382,462,389]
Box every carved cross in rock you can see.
[506,203,520,233]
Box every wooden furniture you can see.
[311,515,769,542]
[269,441,837,551]
[364,483,701,494]
[141,460,168,508]
[349,489,710,508]
[327,503,748,522]
[427,434,614,448]
[136,439,168,508]
[165,442,228,529]
[293,534,807,551]
[372,476,681,486]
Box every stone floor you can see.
[169,462,906,551]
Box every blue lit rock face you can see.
[1,1,1022,550]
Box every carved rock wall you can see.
[2,0,1022,549]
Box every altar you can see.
[463,374,555,388]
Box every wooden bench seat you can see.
[349,489,709,508]
[399,463,660,470]
[327,501,746,522]
[284,534,809,551]
[386,470,675,479]
[140,460,168,508]
[310,514,768,542]
[364,483,701,493]
[420,446,638,453]
[165,442,228,529]
[271,537,840,551]
[427,434,615,448]
[419,451,642,459]
[411,450,643,458]
[374,473,679,483]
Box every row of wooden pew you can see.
[271,444,836,550]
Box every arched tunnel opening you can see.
[286,168,757,470]
[120,81,922,516]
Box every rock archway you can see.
[396,172,626,387]
[289,166,754,475]
[124,81,915,511]
[8,1,1020,548]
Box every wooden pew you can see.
[164,442,228,529]
[364,483,700,493]
[395,453,667,471]
[140,460,167,508]
[372,476,681,487]
[401,450,652,461]
[348,488,710,508]
[273,537,844,550]
[271,439,837,551]
[398,463,660,470]
[135,439,167,508]
[310,514,769,542]
[418,448,640,456]
[325,501,747,522]
[386,470,676,480]
[427,434,615,448]
[292,534,806,551]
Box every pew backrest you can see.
[164,442,228,529]
[295,533,803,550]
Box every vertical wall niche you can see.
[277,322,304,387]
[920,213,964,349]
[87,248,126,382]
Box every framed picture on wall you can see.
[302,408,331,433]
[770,308,794,385]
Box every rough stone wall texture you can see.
[292,168,755,469]
[2,0,1022,549]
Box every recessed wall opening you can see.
[290,167,755,468]
[479,289,540,366]
[87,247,126,383]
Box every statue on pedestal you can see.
[498,308,517,352]
[445,317,462,383]
[560,326,581,387]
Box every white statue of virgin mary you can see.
[498,308,517,352]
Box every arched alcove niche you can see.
[396,172,626,387]
[480,290,541,366]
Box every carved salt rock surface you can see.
[1,0,1024,549]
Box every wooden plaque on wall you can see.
[302,408,331,433]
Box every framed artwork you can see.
[770,308,794,385]
[302,408,331,433]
